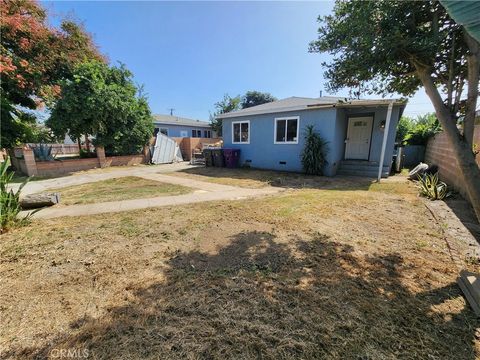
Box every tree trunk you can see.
[77,138,82,153]
[85,133,90,153]
[464,32,480,149]
[417,67,480,222]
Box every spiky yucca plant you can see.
[301,125,329,175]
[417,172,449,200]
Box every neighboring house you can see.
[153,114,214,138]
[218,96,406,177]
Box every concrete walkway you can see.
[15,162,195,196]
[17,163,282,219]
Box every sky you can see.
[43,1,434,121]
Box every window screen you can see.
[233,121,249,143]
[276,120,286,142]
[275,118,298,143]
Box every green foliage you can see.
[1,0,103,149]
[405,115,442,146]
[0,157,31,233]
[309,1,468,100]
[241,91,277,109]
[47,61,154,156]
[396,116,414,143]
[417,172,450,200]
[79,149,96,159]
[210,91,276,136]
[210,94,241,136]
[301,125,329,175]
[398,113,442,145]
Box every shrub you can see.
[417,172,450,200]
[301,125,329,175]
[401,113,442,146]
[0,157,31,233]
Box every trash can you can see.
[223,148,241,168]
[212,148,225,167]
[203,149,214,167]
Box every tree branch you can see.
[414,62,461,138]
[464,31,480,149]
[447,34,455,111]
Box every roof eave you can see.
[216,100,407,119]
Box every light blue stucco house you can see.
[153,114,215,138]
[217,96,406,177]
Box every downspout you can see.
[377,101,394,182]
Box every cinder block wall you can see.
[424,125,480,200]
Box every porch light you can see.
[379,120,386,131]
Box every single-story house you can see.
[217,96,406,177]
[153,114,215,138]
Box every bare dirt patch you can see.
[1,177,479,359]
[36,176,192,205]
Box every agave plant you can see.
[417,172,450,200]
[0,157,32,233]
[30,143,54,161]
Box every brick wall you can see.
[35,158,100,177]
[424,125,480,199]
[11,146,149,177]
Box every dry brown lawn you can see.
[165,166,305,188]
[38,176,192,205]
[1,172,479,359]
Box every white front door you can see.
[345,116,373,160]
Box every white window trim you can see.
[274,116,300,144]
[232,120,250,144]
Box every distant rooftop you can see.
[216,96,407,119]
[153,114,211,128]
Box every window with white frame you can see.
[232,121,250,144]
[180,130,188,137]
[159,128,168,136]
[275,116,299,144]
[204,130,211,138]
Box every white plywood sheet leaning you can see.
[457,270,480,317]
[151,133,183,164]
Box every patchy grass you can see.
[166,166,386,190]
[41,176,192,205]
[1,177,479,359]
[165,167,283,188]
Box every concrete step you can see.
[341,160,381,166]
[337,169,389,178]
[339,164,390,172]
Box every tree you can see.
[310,0,480,220]
[396,116,415,144]
[241,91,277,109]
[210,94,241,136]
[0,0,103,148]
[47,61,154,156]
[399,113,442,145]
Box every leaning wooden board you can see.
[457,270,480,317]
